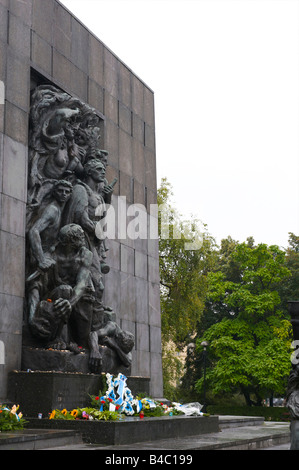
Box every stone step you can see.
[219,415,265,428]
[0,429,83,450]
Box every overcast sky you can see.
[60,0,299,249]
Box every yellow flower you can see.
[18,413,23,419]
[10,405,17,414]
[49,410,56,419]
[61,409,68,415]
[70,409,78,418]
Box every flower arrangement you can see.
[49,407,120,421]
[48,373,206,422]
[0,404,27,432]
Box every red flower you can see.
[108,398,113,402]
[116,405,120,410]
[101,400,105,404]
[95,396,99,400]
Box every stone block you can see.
[0,293,23,334]
[53,2,72,57]
[120,272,136,322]
[9,0,32,26]
[0,330,22,399]
[104,91,118,124]
[148,233,159,259]
[119,170,132,203]
[0,0,8,6]
[32,0,54,44]
[144,123,155,151]
[102,268,121,314]
[71,18,89,73]
[149,352,163,397]
[0,4,8,44]
[103,120,119,168]
[0,132,3,194]
[132,138,145,184]
[8,12,31,58]
[148,255,160,284]
[135,251,148,280]
[132,76,144,118]
[89,35,104,84]
[119,129,132,176]
[0,41,7,83]
[0,231,25,297]
[6,52,29,111]
[2,134,27,201]
[136,322,149,352]
[132,113,144,143]
[119,63,131,109]
[120,244,134,274]
[119,102,132,135]
[52,50,71,90]
[135,349,151,377]
[135,278,149,324]
[31,32,52,76]
[5,101,28,145]
[144,148,157,191]
[105,239,120,271]
[104,48,118,98]
[150,325,162,354]
[0,194,26,237]
[149,282,161,327]
[70,63,88,102]
[144,86,155,128]
[133,178,145,206]
[88,79,104,113]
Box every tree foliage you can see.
[158,179,299,405]
[158,178,216,345]
[195,240,292,405]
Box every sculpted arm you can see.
[70,248,93,307]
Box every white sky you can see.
[60,0,299,249]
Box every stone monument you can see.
[0,0,163,408]
[22,84,134,377]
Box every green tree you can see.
[278,233,299,314]
[195,240,292,405]
[157,178,216,398]
[158,178,216,345]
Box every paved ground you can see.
[0,417,291,451]
[42,420,291,451]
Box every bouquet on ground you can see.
[49,373,206,421]
[0,404,27,432]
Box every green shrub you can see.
[207,405,290,422]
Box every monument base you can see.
[21,346,131,376]
[26,415,219,445]
[7,371,150,418]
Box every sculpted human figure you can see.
[26,180,73,329]
[47,224,95,351]
[29,224,95,354]
[25,85,135,374]
[89,312,135,372]
[63,159,116,298]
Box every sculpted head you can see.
[58,223,86,248]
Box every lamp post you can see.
[201,341,209,413]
